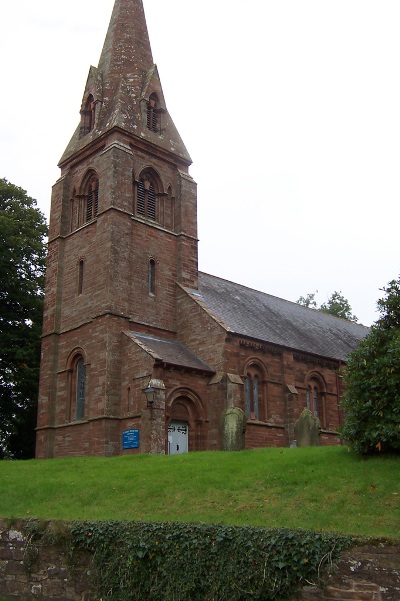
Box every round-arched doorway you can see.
[167,391,205,454]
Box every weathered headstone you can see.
[294,408,321,447]
[220,407,247,451]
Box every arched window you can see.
[85,175,99,222]
[75,358,86,420]
[147,93,159,132]
[149,258,156,295]
[80,94,96,137]
[306,376,326,427]
[136,174,157,221]
[68,354,87,421]
[244,365,264,420]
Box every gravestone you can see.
[294,408,321,447]
[220,407,247,451]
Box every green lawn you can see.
[1,446,399,539]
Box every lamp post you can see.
[144,384,155,407]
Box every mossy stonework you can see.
[0,519,399,601]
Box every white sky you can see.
[1,0,399,326]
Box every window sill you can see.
[246,420,285,429]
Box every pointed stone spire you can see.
[60,0,191,165]
[98,0,154,82]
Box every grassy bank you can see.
[1,446,398,538]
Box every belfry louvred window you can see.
[86,176,99,222]
[136,177,156,221]
[147,93,159,133]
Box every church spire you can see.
[98,0,154,80]
[60,0,190,165]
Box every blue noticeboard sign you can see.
[122,429,140,450]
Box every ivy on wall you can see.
[68,521,352,601]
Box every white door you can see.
[168,421,189,455]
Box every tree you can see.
[340,277,400,454]
[0,178,48,459]
[296,292,318,309]
[320,291,358,322]
[297,290,358,322]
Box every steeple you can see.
[60,0,190,166]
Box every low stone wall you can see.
[0,520,92,601]
[295,543,400,601]
[0,520,399,601]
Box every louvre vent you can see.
[148,184,156,220]
[94,183,99,217]
[86,189,93,222]
[137,181,145,215]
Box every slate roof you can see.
[184,273,369,363]
[125,331,214,373]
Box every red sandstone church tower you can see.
[36,0,200,457]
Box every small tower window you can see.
[78,260,84,295]
[149,258,156,295]
[147,93,159,132]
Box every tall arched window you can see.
[136,174,157,221]
[306,376,326,427]
[68,353,87,421]
[75,358,86,420]
[147,93,159,132]
[244,365,265,420]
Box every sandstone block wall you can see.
[1,521,398,601]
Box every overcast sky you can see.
[1,0,399,326]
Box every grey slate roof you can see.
[184,273,369,363]
[125,331,214,373]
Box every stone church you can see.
[36,0,368,458]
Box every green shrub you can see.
[340,277,400,455]
[70,521,352,601]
